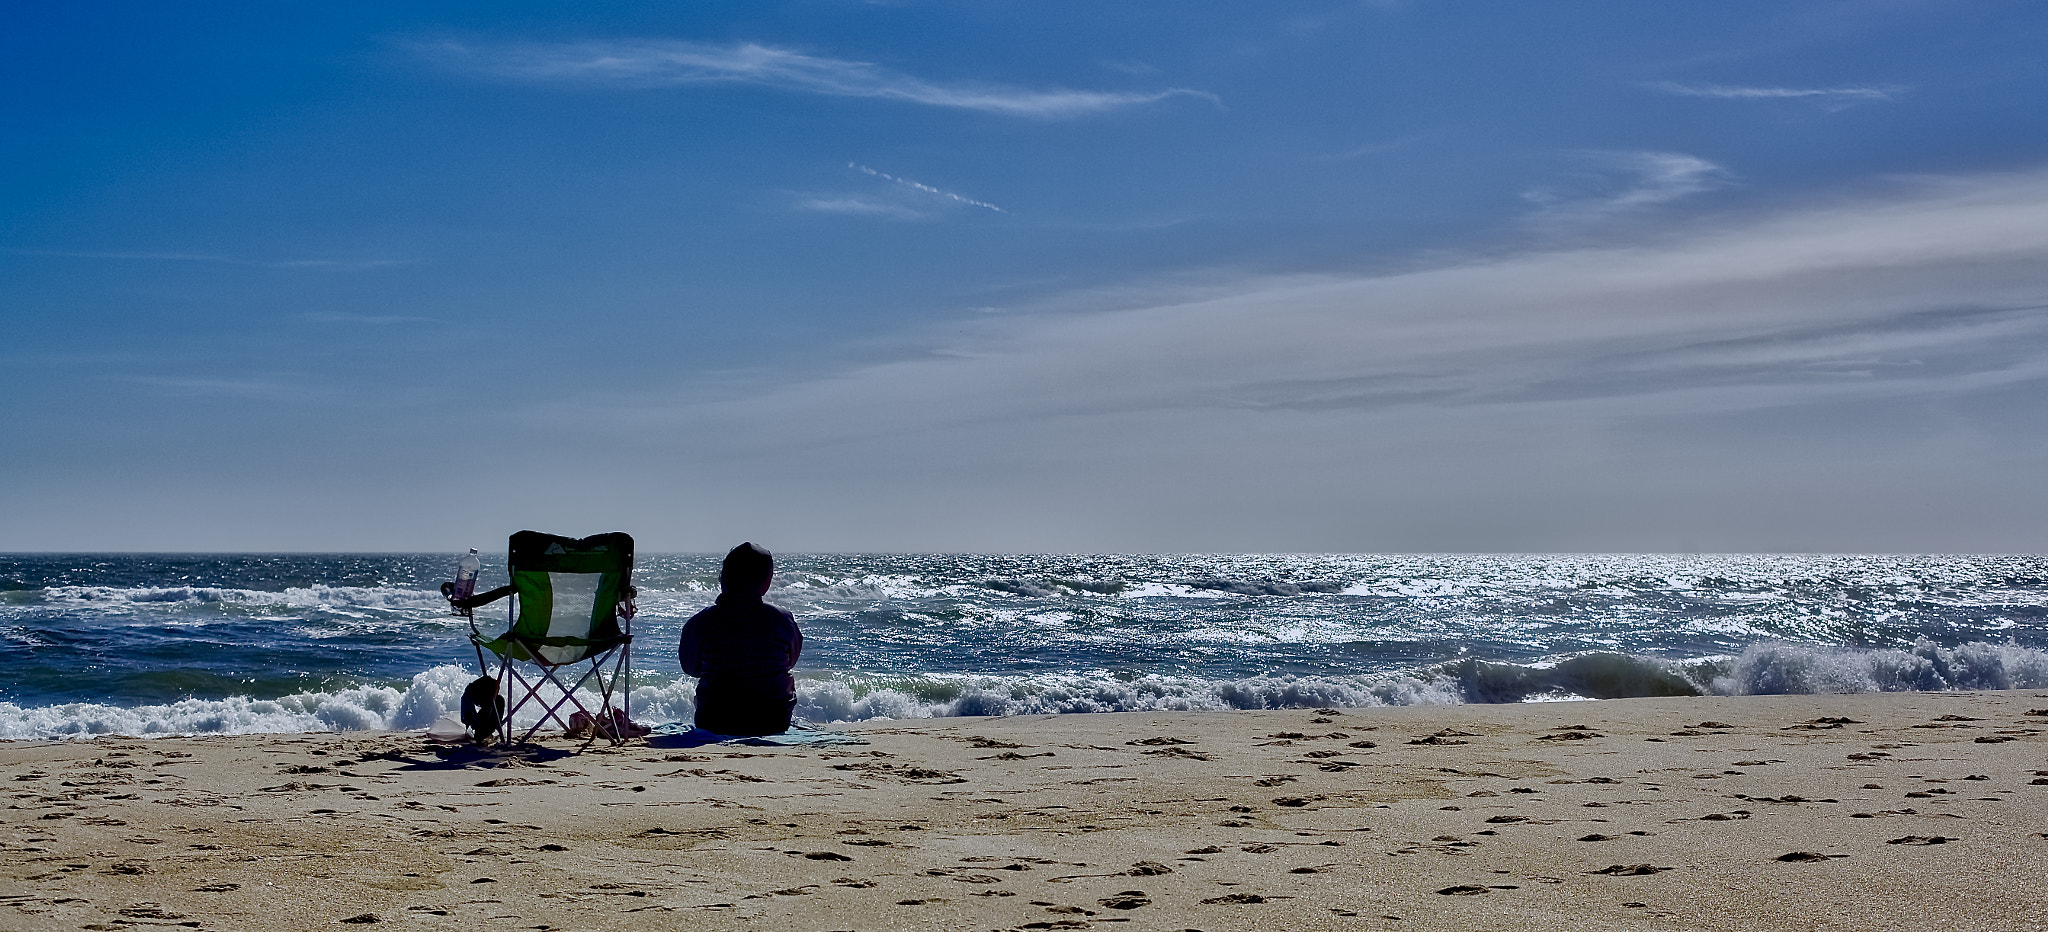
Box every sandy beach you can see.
[3,691,2045,932]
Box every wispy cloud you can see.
[668,171,2048,427]
[119,374,326,401]
[4,249,410,270]
[851,164,1005,213]
[793,196,925,220]
[414,39,1215,118]
[1649,81,1906,109]
[299,312,440,325]
[1523,151,1730,221]
[574,169,2048,550]
[1317,131,1434,162]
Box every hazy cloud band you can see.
[416,39,1213,118]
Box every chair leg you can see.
[490,648,637,746]
[513,671,578,743]
[516,664,606,744]
[491,654,513,746]
[498,666,546,743]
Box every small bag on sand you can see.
[460,675,505,742]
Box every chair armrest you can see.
[447,583,515,610]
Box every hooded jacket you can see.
[677,591,803,700]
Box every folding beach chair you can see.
[445,531,638,745]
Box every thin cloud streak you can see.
[1650,81,1906,108]
[1317,131,1434,162]
[1523,151,1730,221]
[416,39,1214,118]
[118,374,327,401]
[793,196,924,220]
[4,249,411,270]
[299,312,441,325]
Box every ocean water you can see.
[2,552,2046,740]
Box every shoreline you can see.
[4,691,2045,931]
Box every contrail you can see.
[851,163,1005,213]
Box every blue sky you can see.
[5,1,2047,552]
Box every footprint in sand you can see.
[1590,864,1672,875]
[1774,852,1845,862]
[1097,891,1151,909]
[1203,892,1270,904]
[1409,730,1472,746]
[1886,836,1956,845]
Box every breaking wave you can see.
[25,584,447,618]
[6,639,2047,740]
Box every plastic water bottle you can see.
[452,548,481,602]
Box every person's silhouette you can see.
[677,542,803,736]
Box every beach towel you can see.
[645,722,868,748]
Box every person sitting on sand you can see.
[678,542,804,736]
